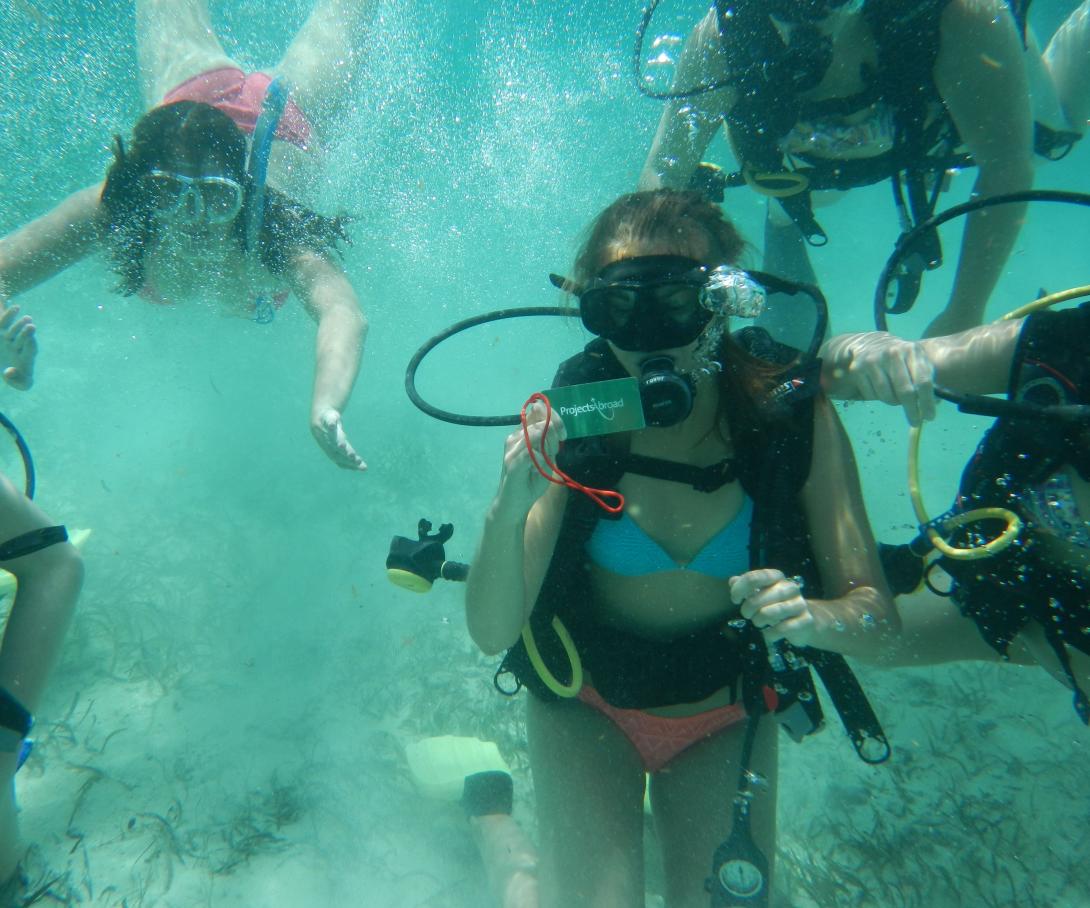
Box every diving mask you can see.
[576,255,766,353]
[145,169,244,226]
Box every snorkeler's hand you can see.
[821,331,935,426]
[496,400,566,513]
[0,305,37,391]
[729,569,815,648]
[311,407,367,472]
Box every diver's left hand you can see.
[311,407,367,472]
[729,568,815,647]
[0,304,37,391]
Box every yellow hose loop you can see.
[522,616,583,698]
[1001,284,1090,321]
[741,168,810,198]
[907,426,1022,561]
[900,283,1086,563]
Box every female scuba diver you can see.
[821,304,1090,721]
[465,190,898,908]
[0,0,374,469]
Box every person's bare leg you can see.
[1043,0,1090,135]
[470,813,540,908]
[0,477,83,883]
[650,717,777,908]
[271,0,378,139]
[0,769,17,885]
[527,696,647,908]
[758,202,827,351]
[136,0,238,109]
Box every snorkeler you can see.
[821,305,1090,721]
[0,0,375,470]
[465,190,898,907]
[638,0,1090,339]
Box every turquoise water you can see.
[0,1,1088,905]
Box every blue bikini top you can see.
[586,495,753,579]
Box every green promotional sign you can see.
[543,378,646,438]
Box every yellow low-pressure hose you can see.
[1000,285,1090,321]
[907,425,1021,560]
[905,283,1090,560]
[522,617,583,698]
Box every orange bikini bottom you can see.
[578,685,747,773]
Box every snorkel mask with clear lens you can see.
[145,169,244,227]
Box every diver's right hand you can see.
[495,400,567,513]
[0,304,37,391]
[820,331,936,426]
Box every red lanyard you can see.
[520,392,625,514]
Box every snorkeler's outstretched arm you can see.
[0,184,104,300]
[820,317,1026,423]
[926,0,1035,337]
[637,8,736,191]
[732,396,899,657]
[465,403,568,656]
[288,250,368,471]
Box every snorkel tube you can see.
[245,77,290,325]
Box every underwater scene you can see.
[0,0,1088,905]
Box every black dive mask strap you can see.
[0,526,68,563]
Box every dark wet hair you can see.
[572,189,790,445]
[99,101,351,296]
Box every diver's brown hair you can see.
[573,189,789,447]
[572,189,747,284]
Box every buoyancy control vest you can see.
[495,329,889,760]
